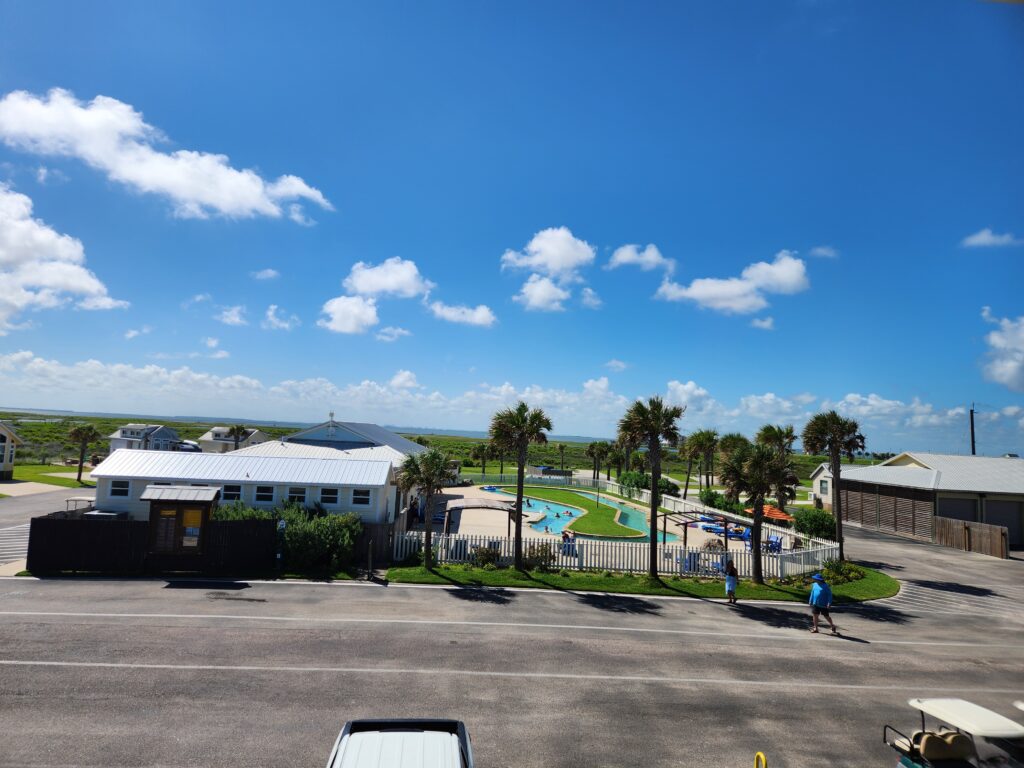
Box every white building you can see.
[91,449,395,523]
[0,422,23,481]
[275,416,427,460]
[197,426,270,453]
[108,424,181,453]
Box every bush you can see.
[793,508,836,540]
[473,545,501,567]
[820,559,865,585]
[523,542,555,571]
[620,471,676,499]
[212,501,273,521]
[282,510,362,574]
[699,488,724,508]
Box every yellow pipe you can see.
[754,753,767,768]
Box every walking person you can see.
[724,560,738,605]
[808,573,838,635]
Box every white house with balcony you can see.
[0,422,23,481]
[91,449,394,523]
[197,426,270,453]
[108,424,181,453]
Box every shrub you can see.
[281,510,362,574]
[820,559,865,585]
[699,488,724,508]
[523,542,555,571]
[620,471,675,499]
[212,501,272,521]
[473,545,501,567]
[793,508,836,541]
[814,496,824,510]
[481,562,498,571]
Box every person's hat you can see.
[811,573,826,582]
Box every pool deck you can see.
[417,484,733,548]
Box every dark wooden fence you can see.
[27,517,278,575]
[355,522,394,568]
[933,516,1009,559]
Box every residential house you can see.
[91,449,394,523]
[108,424,181,453]
[808,463,857,510]
[197,426,270,453]
[834,452,1024,547]
[0,422,23,481]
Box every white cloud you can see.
[739,392,811,422]
[823,392,907,419]
[375,326,411,342]
[581,287,602,309]
[981,307,1024,392]
[262,304,299,331]
[656,250,809,315]
[215,305,247,326]
[513,274,570,312]
[0,88,332,222]
[605,359,628,372]
[251,268,279,280]
[35,166,66,184]
[428,300,497,327]
[751,317,775,330]
[607,243,674,272]
[317,295,378,334]
[124,325,151,340]
[209,349,230,360]
[501,226,595,281]
[181,293,211,309]
[389,369,419,389]
[343,257,435,298]
[823,392,968,430]
[202,337,219,349]
[905,400,966,428]
[1002,405,1022,418]
[810,245,839,258]
[961,228,1022,248]
[0,183,126,333]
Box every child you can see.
[725,560,738,605]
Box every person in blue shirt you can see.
[724,560,738,605]
[809,573,838,635]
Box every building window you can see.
[223,484,242,501]
[320,488,339,505]
[352,489,371,505]
[154,482,171,486]
[288,487,306,504]
[255,486,274,503]
[111,480,130,497]
[820,479,829,495]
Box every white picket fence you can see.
[393,531,838,579]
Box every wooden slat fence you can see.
[393,531,838,579]
[933,516,1008,559]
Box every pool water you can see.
[495,489,678,542]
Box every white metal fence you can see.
[393,531,838,579]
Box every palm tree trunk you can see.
[605,462,610,481]
[76,442,86,484]
[499,455,504,476]
[683,457,692,500]
[423,491,434,569]
[648,438,661,579]
[514,445,526,570]
[831,449,845,561]
[752,498,764,584]
[481,457,487,476]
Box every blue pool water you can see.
[495,489,678,542]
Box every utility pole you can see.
[970,403,976,456]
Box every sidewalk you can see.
[0,558,26,576]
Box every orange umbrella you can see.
[744,504,795,522]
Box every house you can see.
[0,422,23,481]
[808,463,857,510]
[108,424,181,453]
[197,426,270,453]
[835,452,1024,547]
[91,449,395,523]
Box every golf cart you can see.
[325,719,474,768]
[884,698,1024,766]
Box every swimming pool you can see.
[494,488,678,541]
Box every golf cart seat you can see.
[919,731,976,765]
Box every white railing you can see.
[393,531,839,579]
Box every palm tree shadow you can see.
[575,592,663,615]
[443,586,516,605]
[905,579,997,598]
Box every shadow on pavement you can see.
[444,586,516,605]
[854,560,904,572]
[575,592,663,615]
[164,580,250,590]
[905,579,997,597]
[732,600,909,629]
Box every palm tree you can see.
[557,443,567,475]
[413,435,431,447]
[396,447,457,569]
[720,443,797,584]
[67,425,101,484]
[605,445,622,480]
[488,440,505,477]
[802,411,866,561]
[677,436,694,499]
[687,429,719,492]
[585,442,600,480]
[755,424,796,459]
[489,402,552,570]
[227,424,249,451]
[593,442,610,482]
[618,396,684,578]
[718,432,751,459]
[470,443,490,476]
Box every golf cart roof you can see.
[1015,701,1024,713]
[908,699,1024,738]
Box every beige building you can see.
[197,426,270,453]
[0,422,23,481]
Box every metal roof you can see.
[842,452,1024,494]
[93,449,392,487]
[908,698,1024,738]
[140,485,221,502]
[284,419,426,455]
[231,440,409,466]
[332,731,462,768]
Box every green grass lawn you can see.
[13,464,94,488]
[499,485,641,537]
[387,564,899,603]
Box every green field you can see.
[502,485,641,537]
[12,464,94,488]
[386,564,900,603]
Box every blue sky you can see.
[0,0,1022,452]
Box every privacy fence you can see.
[933,517,1009,559]
[393,531,838,579]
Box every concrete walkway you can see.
[0,480,66,497]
